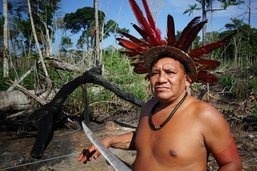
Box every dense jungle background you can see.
[1,0,257,170]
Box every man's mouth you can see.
[155,87,169,91]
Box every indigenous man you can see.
[78,0,242,170]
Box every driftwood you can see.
[30,65,144,159]
[47,57,84,73]
[0,88,57,115]
[9,82,47,105]
[0,90,31,112]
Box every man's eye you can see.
[151,72,159,76]
[166,71,175,75]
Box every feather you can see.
[129,1,152,37]
[182,20,207,51]
[189,33,235,58]
[176,16,201,50]
[117,38,146,53]
[189,41,225,58]
[167,14,176,46]
[132,62,147,74]
[118,30,150,48]
[142,0,162,42]
[197,70,218,85]
[132,23,149,41]
[129,0,161,45]
[195,59,220,70]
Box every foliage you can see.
[63,7,105,50]
[183,0,243,46]
[0,16,4,47]
[217,0,243,9]
[248,78,257,94]
[63,86,84,115]
[60,36,73,52]
[219,73,236,89]
[0,16,4,31]
[252,102,257,119]
[234,79,249,99]
[183,4,201,15]
[218,66,257,100]
[223,19,257,66]
[104,19,129,39]
[9,0,61,56]
[48,68,76,87]
[0,75,9,91]
[64,7,105,34]
[247,78,257,119]
[63,7,128,50]
[218,66,257,120]
[183,0,243,15]
[103,50,150,101]
[87,50,150,103]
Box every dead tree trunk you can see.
[27,0,49,79]
[30,65,144,159]
[0,90,31,112]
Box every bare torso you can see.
[133,96,209,171]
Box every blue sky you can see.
[1,0,257,51]
[54,0,257,51]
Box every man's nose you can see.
[157,71,167,83]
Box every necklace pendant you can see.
[154,125,161,130]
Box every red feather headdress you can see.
[117,0,233,85]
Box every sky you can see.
[54,0,257,51]
[1,0,257,51]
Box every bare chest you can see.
[135,114,207,165]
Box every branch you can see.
[206,8,225,12]
[30,65,144,159]
[27,0,49,79]
[9,81,46,105]
[7,61,39,91]
[46,57,84,73]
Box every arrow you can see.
[82,121,132,171]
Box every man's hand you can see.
[78,137,112,164]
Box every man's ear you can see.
[185,75,192,87]
[185,75,192,95]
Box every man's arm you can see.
[78,131,136,164]
[213,140,242,171]
[199,103,242,170]
[109,131,136,150]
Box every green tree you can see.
[11,0,61,56]
[0,16,3,45]
[63,7,105,50]
[104,19,129,39]
[224,18,257,66]
[63,7,128,50]
[184,0,243,45]
[60,36,73,52]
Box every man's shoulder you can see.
[187,96,221,119]
[188,96,215,109]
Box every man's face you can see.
[149,57,190,103]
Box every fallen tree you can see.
[0,90,31,113]
[27,65,144,159]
